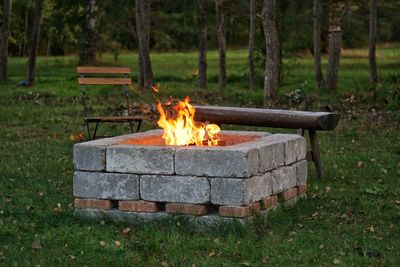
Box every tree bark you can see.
[197,0,207,90]
[248,0,256,91]
[369,0,378,84]
[78,0,97,66]
[326,26,342,91]
[262,0,280,104]
[313,0,324,87]
[215,0,226,95]
[27,0,42,86]
[136,0,153,89]
[0,0,12,81]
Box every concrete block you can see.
[140,175,210,204]
[175,145,259,178]
[210,173,272,206]
[271,164,297,195]
[296,160,308,185]
[105,209,171,223]
[268,134,307,164]
[73,171,139,200]
[106,145,175,175]
[73,142,107,171]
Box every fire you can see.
[156,96,220,146]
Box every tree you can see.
[27,0,42,86]
[262,0,280,103]
[248,0,256,91]
[215,0,226,95]
[313,0,324,87]
[326,26,342,91]
[79,0,97,66]
[136,0,153,89]
[0,0,12,81]
[197,0,207,90]
[369,0,378,84]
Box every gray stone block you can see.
[74,208,105,220]
[271,164,297,195]
[296,160,308,185]
[105,209,171,223]
[268,134,307,164]
[106,145,175,175]
[257,137,285,172]
[140,175,210,204]
[73,171,139,200]
[175,145,259,178]
[211,173,272,206]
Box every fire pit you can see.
[73,129,308,223]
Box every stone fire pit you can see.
[73,129,308,223]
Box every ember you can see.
[156,96,221,146]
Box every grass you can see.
[0,46,400,266]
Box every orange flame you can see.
[156,97,220,146]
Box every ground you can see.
[0,46,399,266]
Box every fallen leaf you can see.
[325,186,331,193]
[319,245,324,249]
[357,161,364,168]
[214,238,220,245]
[31,240,43,250]
[114,240,121,247]
[209,250,215,257]
[99,241,106,247]
[151,86,159,93]
[100,220,105,225]
[70,255,76,260]
[333,258,342,265]
[395,200,400,206]
[161,261,168,267]
[122,227,132,237]
[241,261,250,266]
[69,132,85,142]
[368,225,375,232]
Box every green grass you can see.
[0,47,400,266]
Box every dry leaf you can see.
[214,238,220,245]
[70,255,76,260]
[31,240,43,250]
[161,261,168,266]
[319,245,324,249]
[99,241,106,247]
[368,225,375,232]
[69,132,85,142]
[209,250,215,257]
[99,220,105,225]
[357,161,364,168]
[333,258,342,265]
[114,240,121,247]
[395,200,400,206]
[122,227,132,237]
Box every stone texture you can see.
[278,187,298,202]
[211,173,272,206]
[165,203,210,216]
[219,202,261,218]
[297,184,308,195]
[268,134,307,164]
[296,160,308,186]
[105,209,171,223]
[73,171,139,200]
[271,164,297,195]
[106,145,175,175]
[74,198,114,210]
[260,195,278,210]
[140,175,210,204]
[175,145,259,178]
[257,138,285,172]
[74,208,105,220]
[119,200,162,212]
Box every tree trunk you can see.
[27,0,42,86]
[46,29,53,66]
[369,0,378,84]
[262,0,280,104]
[197,0,207,90]
[215,0,226,95]
[136,0,153,89]
[326,26,342,91]
[78,0,97,66]
[248,0,256,91]
[313,0,324,87]
[0,0,12,81]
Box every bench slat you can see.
[78,77,132,85]
[77,67,131,74]
[194,105,340,131]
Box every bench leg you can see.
[86,122,91,140]
[136,120,142,132]
[309,130,323,179]
[93,121,100,140]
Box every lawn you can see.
[0,47,399,266]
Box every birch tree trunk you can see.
[27,0,42,86]
[248,0,256,91]
[215,0,226,95]
[369,0,378,84]
[136,0,153,89]
[326,26,342,91]
[262,0,280,104]
[197,0,207,90]
[79,0,97,66]
[0,0,12,81]
[313,0,323,87]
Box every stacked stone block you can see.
[73,130,308,223]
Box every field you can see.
[0,47,399,266]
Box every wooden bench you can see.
[77,67,143,139]
[193,105,340,179]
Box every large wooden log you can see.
[194,105,340,131]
